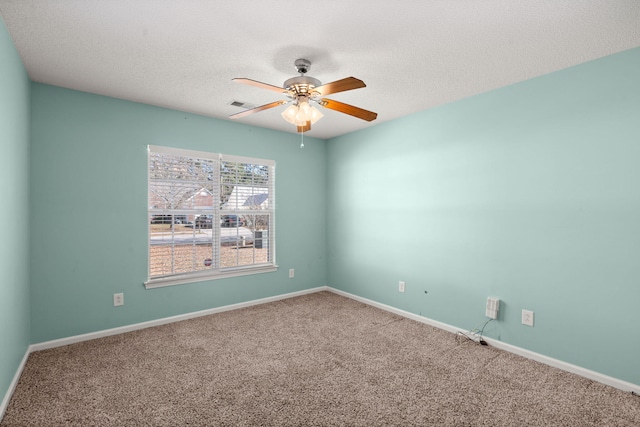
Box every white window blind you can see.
[146,146,276,288]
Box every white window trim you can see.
[144,264,279,289]
[145,145,277,289]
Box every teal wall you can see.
[0,17,30,406]
[3,19,639,404]
[327,47,640,385]
[29,84,327,343]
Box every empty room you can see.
[1,1,640,425]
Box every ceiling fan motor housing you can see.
[284,59,322,98]
[283,76,322,96]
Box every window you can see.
[146,145,276,288]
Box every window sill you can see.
[144,265,278,289]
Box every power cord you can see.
[456,319,493,345]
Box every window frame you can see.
[145,145,277,289]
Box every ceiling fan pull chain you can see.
[300,131,304,149]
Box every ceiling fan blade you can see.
[312,77,366,97]
[297,121,311,133]
[232,78,291,95]
[318,99,378,122]
[229,100,288,119]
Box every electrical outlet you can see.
[522,309,534,326]
[398,281,405,293]
[113,293,124,307]
[289,268,295,278]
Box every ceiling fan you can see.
[229,59,377,133]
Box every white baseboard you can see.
[2,286,328,423]
[0,348,30,422]
[482,337,640,394]
[326,287,640,395]
[30,286,328,352]
[328,287,462,334]
[6,283,637,423]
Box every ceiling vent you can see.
[228,100,256,109]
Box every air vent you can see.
[229,100,256,109]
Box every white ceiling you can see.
[1,1,639,139]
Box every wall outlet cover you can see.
[113,293,124,307]
[522,309,534,326]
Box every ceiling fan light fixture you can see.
[294,113,308,127]
[281,104,298,125]
[309,105,323,124]
[281,98,324,127]
[298,100,311,121]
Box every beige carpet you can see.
[2,291,639,426]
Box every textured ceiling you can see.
[1,1,639,139]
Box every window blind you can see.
[146,146,276,288]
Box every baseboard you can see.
[12,283,638,421]
[481,337,640,394]
[31,286,329,352]
[1,286,329,423]
[0,348,30,422]
[326,287,640,395]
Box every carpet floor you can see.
[2,291,639,426]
